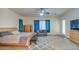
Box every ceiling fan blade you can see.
[44,12,50,14]
[32,8,50,16]
[32,13,40,15]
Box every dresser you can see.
[70,30,79,44]
[24,25,32,32]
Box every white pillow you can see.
[11,31,20,34]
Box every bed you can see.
[0,29,36,47]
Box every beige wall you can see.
[0,8,61,34]
[23,17,61,35]
[60,8,79,38]
[0,8,20,28]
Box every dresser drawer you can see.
[70,30,79,44]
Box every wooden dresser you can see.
[70,30,79,44]
[24,25,32,32]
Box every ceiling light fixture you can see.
[32,8,50,17]
[39,8,44,16]
[40,13,44,16]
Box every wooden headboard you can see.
[0,27,18,32]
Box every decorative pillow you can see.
[0,32,13,37]
[11,31,20,34]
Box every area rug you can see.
[28,36,54,50]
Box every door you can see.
[62,20,66,35]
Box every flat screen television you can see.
[70,19,79,30]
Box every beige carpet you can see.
[28,35,79,50]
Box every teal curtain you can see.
[46,20,50,32]
[19,19,23,32]
[34,20,39,32]
[34,20,50,32]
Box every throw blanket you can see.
[0,32,13,37]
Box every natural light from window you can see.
[62,20,66,35]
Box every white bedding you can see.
[0,35,19,43]
[15,32,34,37]
[0,32,35,44]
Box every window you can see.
[34,20,50,32]
[40,20,46,30]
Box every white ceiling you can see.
[10,8,70,17]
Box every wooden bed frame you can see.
[0,27,35,47]
[0,27,18,32]
[0,37,32,47]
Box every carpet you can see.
[28,36,54,50]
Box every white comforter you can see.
[0,32,35,44]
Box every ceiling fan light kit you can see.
[40,13,44,16]
[39,8,50,17]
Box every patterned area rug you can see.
[28,36,54,50]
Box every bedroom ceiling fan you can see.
[32,8,50,17]
[40,8,50,16]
